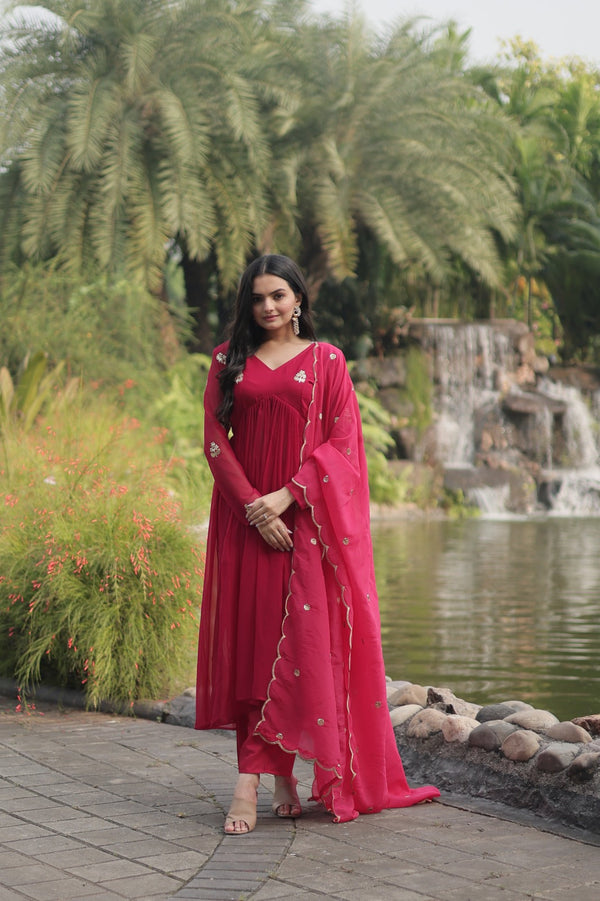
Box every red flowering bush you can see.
[0,396,204,707]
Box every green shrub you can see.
[0,391,204,707]
[356,390,405,504]
[0,263,178,397]
[404,346,432,437]
[150,353,214,518]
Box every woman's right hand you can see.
[255,515,293,551]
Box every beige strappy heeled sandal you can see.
[224,796,257,835]
[271,776,302,818]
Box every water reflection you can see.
[373,517,600,721]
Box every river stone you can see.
[476,703,522,723]
[406,707,447,738]
[469,720,519,751]
[546,722,592,744]
[567,751,600,783]
[390,704,422,727]
[426,687,481,718]
[389,684,428,707]
[536,742,581,773]
[164,694,196,728]
[505,709,559,732]
[441,715,480,743]
[386,680,411,699]
[501,729,541,761]
[572,714,600,736]
[499,700,534,712]
[469,723,502,751]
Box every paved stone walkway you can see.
[1,700,599,900]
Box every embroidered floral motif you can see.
[209,441,221,458]
[294,369,307,383]
[235,372,244,383]
[216,352,226,364]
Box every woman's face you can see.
[251,274,299,335]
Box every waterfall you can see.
[538,378,599,468]
[421,323,517,466]
[419,321,600,516]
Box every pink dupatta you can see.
[252,343,439,821]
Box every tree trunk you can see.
[180,251,216,354]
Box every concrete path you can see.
[0,699,599,901]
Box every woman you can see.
[195,254,439,834]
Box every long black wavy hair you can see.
[216,255,317,428]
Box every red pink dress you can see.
[196,340,439,822]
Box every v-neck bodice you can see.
[252,342,314,372]
[229,344,315,495]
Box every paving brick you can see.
[3,701,600,901]
[13,877,102,901]
[99,873,182,897]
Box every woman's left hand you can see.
[245,488,294,527]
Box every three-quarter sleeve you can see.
[203,348,260,524]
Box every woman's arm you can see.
[203,349,260,524]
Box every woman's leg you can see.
[236,705,295,776]
[224,772,260,835]
[234,705,301,820]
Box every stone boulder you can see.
[572,714,600,736]
[390,704,422,727]
[389,684,428,707]
[441,715,480,743]
[501,729,541,761]
[505,709,559,732]
[406,708,447,738]
[426,687,481,719]
[536,742,582,773]
[546,722,592,744]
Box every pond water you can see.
[372,516,600,722]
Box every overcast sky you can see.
[310,0,600,65]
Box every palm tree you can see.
[0,0,273,349]
[486,46,600,354]
[263,12,518,307]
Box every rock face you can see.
[389,682,600,834]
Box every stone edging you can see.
[387,681,600,835]
[3,677,599,835]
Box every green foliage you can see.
[0,390,203,707]
[150,353,214,518]
[0,0,272,290]
[404,347,432,438]
[356,389,403,504]
[0,351,72,433]
[0,263,174,394]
